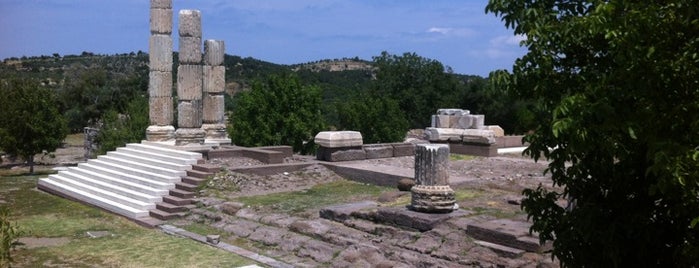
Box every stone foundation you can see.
[410,185,456,213]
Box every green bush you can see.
[0,207,23,268]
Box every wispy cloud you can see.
[427,27,476,38]
[490,34,526,47]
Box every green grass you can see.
[235,180,391,214]
[449,154,477,161]
[1,172,256,267]
[62,133,84,147]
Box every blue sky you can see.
[0,0,525,76]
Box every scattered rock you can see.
[377,191,408,203]
[220,201,245,215]
[396,178,415,191]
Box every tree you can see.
[0,78,67,174]
[336,91,408,144]
[229,74,325,154]
[95,94,149,155]
[487,0,699,266]
[372,52,463,129]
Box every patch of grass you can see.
[449,154,477,161]
[455,189,481,200]
[2,172,257,267]
[235,180,391,214]
[62,133,84,147]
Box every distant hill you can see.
[291,58,374,72]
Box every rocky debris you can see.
[396,178,415,191]
[377,191,408,203]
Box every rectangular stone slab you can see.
[314,131,363,148]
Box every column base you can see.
[175,128,206,146]
[201,123,230,144]
[146,125,175,142]
[410,185,456,213]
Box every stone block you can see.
[471,114,485,129]
[148,35,172,72]
[410,185,456,213]
[176,65,202,100]
[178,36,202,64]
[175,127,205,145]
[204,40,225,66]
[316,146,365,162]
[456,115,473,129]
[150,8,172,34]
[177,100,202,128]
[148,70,172,97]
[391,143,415,157]
[202,65,225,93]
[146,125,175,141]
[149,96,173,125]
[202,94,225,123]
[201,123,228,140]
[150,0,171,9]
[363,144,394,159]
[486,125,505,137]
[178,10,201,37]
[435,115,450,128]
[448,143,498,157]
[430,115,438,128]
[448,115,460,128]
[437,108,468,115]
[314,131,363,148]
[424,128,495,144]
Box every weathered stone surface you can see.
[178,36,202,64]
[397,178,415,191]
[201,123,227,139]
[436,115,450,128]
[314,131,363,148]
[456,115,473,129]
[247,226,285,246]
[319,201,377,222]
[204,40,225,66]
[296,239,337,263]
[150,8,172,34]
[148,34,172,72]
[151,0,171,9]
[146,125,175,141]
[467,219,551,253]
[437,108,468,115]
[176,65,202,100]
[486,125,505,137]
[148,70,172,97]
[391,143,415,157]
[471,114,485,129]
[178,10,201,37]
[410,185,456,213]
[220,202,244,215]
[202,95,224,123]
[177,100,202,128]
[414,144,449,186]
[174,127,205,145]
[202,65,225,93]
[376,207,466,231]
[449,143,498,157]
[424,127,496,144]
[148,96,173,125]
[316,147,365,162]
[363,144,393,159]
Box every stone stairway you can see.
[37,142,218,226]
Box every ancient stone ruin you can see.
[425,108,505,157]
[145,0,230,146]
[410,143,456,213]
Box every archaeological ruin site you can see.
[35,1,559,267]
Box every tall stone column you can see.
[201,40,231,144]
[175,10,206,145]
[410,144,456,213]
[146,0,175,141]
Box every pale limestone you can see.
[471,114,485,129]
[178,36,202,64]
[202,95,225,123]
[204,40,225,66]
[150,0,171,9]
[178,10,201,37]
[148,71,172,97]
[414,144,450,186]
[486,125,505,137]
[146,125,175,141]
[456,115,473,129]
[201,123,228,140]
[177,100,202,128]
[176,65,202,100]
[436,115,450,128]
[149,8,172,34]
[314,131,363,148]
[149,96,174,126]
[175,127,206,145]
[424,127,496,144]
[202,66,225,93]
[148,35,172,72]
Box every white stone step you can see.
[56,171,162,203]
[48,174,156,210]
[78,163,174,190]
[126,143,203,160]
[84,159,181,184]
[107,151,192,171]
[116,147,198,165]
[66,167,169,196]
[97,155,186,177]
[39,177,151,218]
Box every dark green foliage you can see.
[372,52,464,129]
[229,74,325,155]
[0,207,23,268]
[95,95,149,155]
[336,91,408,144]
[0,78,67,174]
[487,0,699,266]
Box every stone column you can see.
[146,0,175,141]
[201,40,231,144]
[175,10,206,145]
[410,144,456,213]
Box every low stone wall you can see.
[495,135,527,148]
[317,143,417,162]
[207,145,293,164]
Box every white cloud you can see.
[489,34,526,47]
[427,27,476,38]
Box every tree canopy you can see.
[487,0,699,266]
[0,78,67,174]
